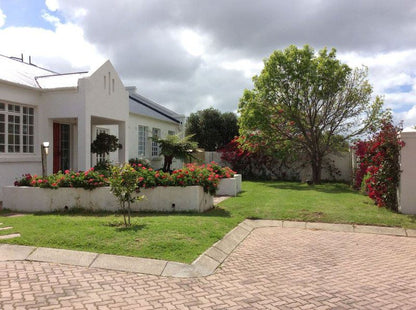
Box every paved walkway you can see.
[1,221,416,309]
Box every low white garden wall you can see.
[2,186,213,213]
[217,174,242,196]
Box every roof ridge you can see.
[130,92,183,117]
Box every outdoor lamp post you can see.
[41,142,50,178]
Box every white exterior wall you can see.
[127,113,183,170]
[83,61,129,169]
[399,129,416,214]
[0,82,42,201]
[0,60,130,201]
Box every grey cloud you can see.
[55,0,416,115]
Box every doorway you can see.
[53,122,71,173]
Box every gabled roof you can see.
[0,54,89,90]
[128,87,184,124]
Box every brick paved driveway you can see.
[1,227,416,309]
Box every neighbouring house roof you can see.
[0,54,89,90]
[128,87,185,124]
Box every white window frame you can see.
[138,125,148,157]
[151,128,161,158]
[0,102,35,154]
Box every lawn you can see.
[1,181,416,263]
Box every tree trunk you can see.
[311,157,322,185]
[163,155,173,172]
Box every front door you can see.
[53,123,70,173]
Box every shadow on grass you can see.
[115,224,146,232]
[30,206,232,218]
[259,180,353,194]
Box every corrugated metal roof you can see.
[0,54,57,88]
[128,89,185,124]
[0,54,89,90]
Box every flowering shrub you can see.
[129,158,151,169]
[353,120,404,211]
[14,162,235,195]
[14,168,109,190]
[219,135,298,179]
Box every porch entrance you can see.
[53,122,71,173]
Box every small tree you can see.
[109,164,143,227]
[152,134,197,172]
[91,133,122,162]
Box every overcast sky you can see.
[0,0,415,127]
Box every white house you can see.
[0,54,185,202]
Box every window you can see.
[0,103,34,153]
[138,125,148,157]
[168,130,175,136]
[151,128,161,157]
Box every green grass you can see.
[1,181,416,263]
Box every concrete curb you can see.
[1,220,415,278]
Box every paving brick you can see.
[354,225,406,236]
[1,225,416,309]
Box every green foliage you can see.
[238,45,384,184]
[152,134,198,172]
[93,160,113,178]
[91,133,122,158]
[185,108,239,151]
[109,164,144,227]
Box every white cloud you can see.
[220,59,263,79]
[45,0,60,12]
[0,8,6,28]
[0,22,105,72]
[178,28,209,57]
[42,11,60,26]
[339,50,416,121]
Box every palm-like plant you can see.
[152,134,198,172]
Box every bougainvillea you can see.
[353,120,404,211]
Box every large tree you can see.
[185,108,238,151]
[239,45,383,184]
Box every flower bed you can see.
[8,162,236,213]
[14,162,235,195]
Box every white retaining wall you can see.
[208,151,353,182]
[2,186,213,213]
[217,174,242,196]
